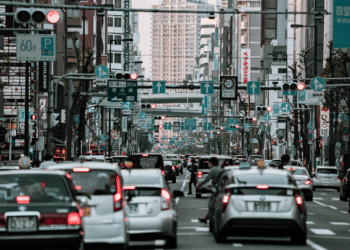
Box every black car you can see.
[128,153,164,170]
[340,168,350,201]
[164,160,176,183]
[269,159,281,168]
[169,159,183,176]
[0,170,83,249]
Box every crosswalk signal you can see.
[14,8,63,25]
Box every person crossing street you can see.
[187,159,198,195]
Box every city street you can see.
[127,170,350,250]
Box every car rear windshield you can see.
[133,155,163,169]
[317,168,338,174]
[230,187,291,196]
[121,172,161,186]
[111,157,126,163]
[0,175,71,203]
[271,160,281,165]
[219,158,234,166]
[229,173,295,186]
[289,161,300,166]
[164,161,173,166]
[199,159,211,169]
[250,156,263,160]
[67,170,117,196]
[125,187,161,197]
[82,158,105,162]
[288,169,307,175]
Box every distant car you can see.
[164,160,176,183]
[121,169,183,248]
[107,156,127,163]
[248,155,264,166]
[340,168,350,201]
[165,154,179,159]
[169,159,183,175]
[284,166,313,201]
[128,153,164,171]
[78,154,106,162]
[311,166,341,192]
[232,155,248,161]
[209,166,307,245]
[269,158,281,168]
[0,170,83,249]
[264,160,272,167]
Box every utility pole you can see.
[328,43,335,166]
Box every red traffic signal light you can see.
[252,117,257,122]
[161,116,165,120]
[46,10,61,24]
[55,147,61,156]
[14,8,63,25]
[266,106,272,112]
[31,114,37,121]
[297,82,306,91]
[151,104,156,108]
[130,73,138,80]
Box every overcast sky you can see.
[133,0,217,78]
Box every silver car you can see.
[284,166,313,201]
[45,162,129,249]
[121,169,183,248]
[209,166,307,245]
[312,166,341,191]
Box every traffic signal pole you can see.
[25,61,29,156]
[47,63,52,156]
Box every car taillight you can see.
[294,189,304,214]
[161,170,165,175]
[67,212,81,225]
[161,189,171,210]
[0,214,4,227]
[114,175,123,212]
[222,195,230,212]
[197,171,202,178]
[16,195,30,204]
[123,185,136,190]
[176,165,179,168]
[75,185,82,190]
[304,179,312,185]
[256,185,269,189]
[172,166,175,170]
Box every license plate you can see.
[128,204,138,214]
[8,216,37,232]
[82,207,91,217]
[254,202,271,212]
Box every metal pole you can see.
[109,108,111,156]
[9,133,12,161]
[47,63,52,155]
[25,61,29,156]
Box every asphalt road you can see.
[129,170,350,250]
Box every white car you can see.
[284,166,313,201]
[311,166,341,191]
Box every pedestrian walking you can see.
[187,159,198,195]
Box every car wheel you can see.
[214,221,226,243]
[196,192,201,198]
[172,177,176,183]
[337,187,340,192]
[305,194,313,201]
[313,187,316,191]
[209,219,214,233]
[165,227,177,249]
[291,230,307,245]
[340,189,347,201]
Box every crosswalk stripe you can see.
[331,198,340,200]
[233,243,243,247]
[195,227,209,232]
[307,221,315,224]
[191,219,199,223]
[307,239,328,250]
[330,222,350,225]
[340,211,348,214]
[310,229,336,235]
[313,197,323,200]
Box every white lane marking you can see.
[233,243,243,247]
[195,227,209,232]
[198,208,208,210]
[331,198,340,201]
[175,197,180,204]
[307,221,315,224]
[314,200,327,206]
[310,229,336,235]
[191,219,199,223]
[308,212,315,215]
[320,193,327,195]
[329,206,338,210]
[307,239,328,250]
[177,232,211,236]
[314,197,324,200]
[180,172,190,192]
[330,222,350,225]
[340,211,348,214]
[155,240,166,246]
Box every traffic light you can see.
[297,82,306,91]
[256,106,272,112]
[153,116,164,120]
[55,147,61,156]
[273,138,277,145]
[29,120,36,136]
[282,82,297,91]
[115,72,138,80]
[51,113,59,127]
[245,118,252,123]
[141,103,156,109]
[14,8,63,25]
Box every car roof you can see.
[132,153,162,156]
[229,167,290,176]
[44,162,120,172]
[121,169,163,187]
[283,166,306,170]
[316,166,337,169]
[79,155,105,158]
[199,155,232,159]
[0,169,67,176]
[111,156,126,158]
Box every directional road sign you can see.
[163,122,172,130]
[203,123,212,130]
[311,77,326,92]
[244,123,250,130]
[227,118,238,125]
[181,122,185,130]
[122,102,132,110]
[307,123,313,130]
[152,81,166,94]
[95,65,109,79]
[200,81,213,94]
[343,127,350,136]
[263,114,270,122]
[108,80,137,102]
[247,81,260,95]
[16,34,56,61]
[100,134,107,142]
[184,118,196,130]
[281,103,291,114]
[139,112,147,119]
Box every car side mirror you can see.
[173,190,184,198]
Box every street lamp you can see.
[290,24,317,77]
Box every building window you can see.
[108,17,113,27]
[114,0,122,8]
[114,18,122,27]
[241,29,247,36]
[278,68,287,73]
[114,35,121,45]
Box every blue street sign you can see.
[74,114,80,124]
[266,126,270,132]
[334,0,350,48]
[95,65,109,79]
[263,114,270,121]
[311,77,326,92]
[181,122,185,130]
[343,114,350,123]
[193,137,197,141]
[204,137,208,142]
[260,124,265,131]
[184,118,196,130]
[283,90,297,96]
[266,134,271,139]
[307,123,313,130]
[281,103,291,114]
[203,123,212,130]
[298,90,306,101]
[200,81,213,94]
[244,123,250,130]
[227,118,238,125]
[273,104,280,116]
[100,134,107,142]
[122,102,132,110]
[152,81,166,94]
[140,112,147,119]
[247,81,260,95]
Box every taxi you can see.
[208,163,307,245]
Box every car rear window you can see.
[317,168,338,174]
[132,155,163,169]
[164,161,173,166]
[121,172,161,186]
[230,173,295,186]
[288,169,307,175]
[271,160,281,165]
[126,187,161,197]
[289,161,300,166]
[0,175,71,203]
[230,187,290,196]
[67,170,117,196]
[219,158,233,166]
[111,157,126,163]
[199,159,210,169]
[249,156,263,160]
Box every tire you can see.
[165,226,177,249]
[172,177,176,183]
[291,231,307,245]
[196,192,201,198]
[313,187,316,191]
[340,188,347,201]
[306,194,313,202]
[209,219,214,233]
[214,221,226,243]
